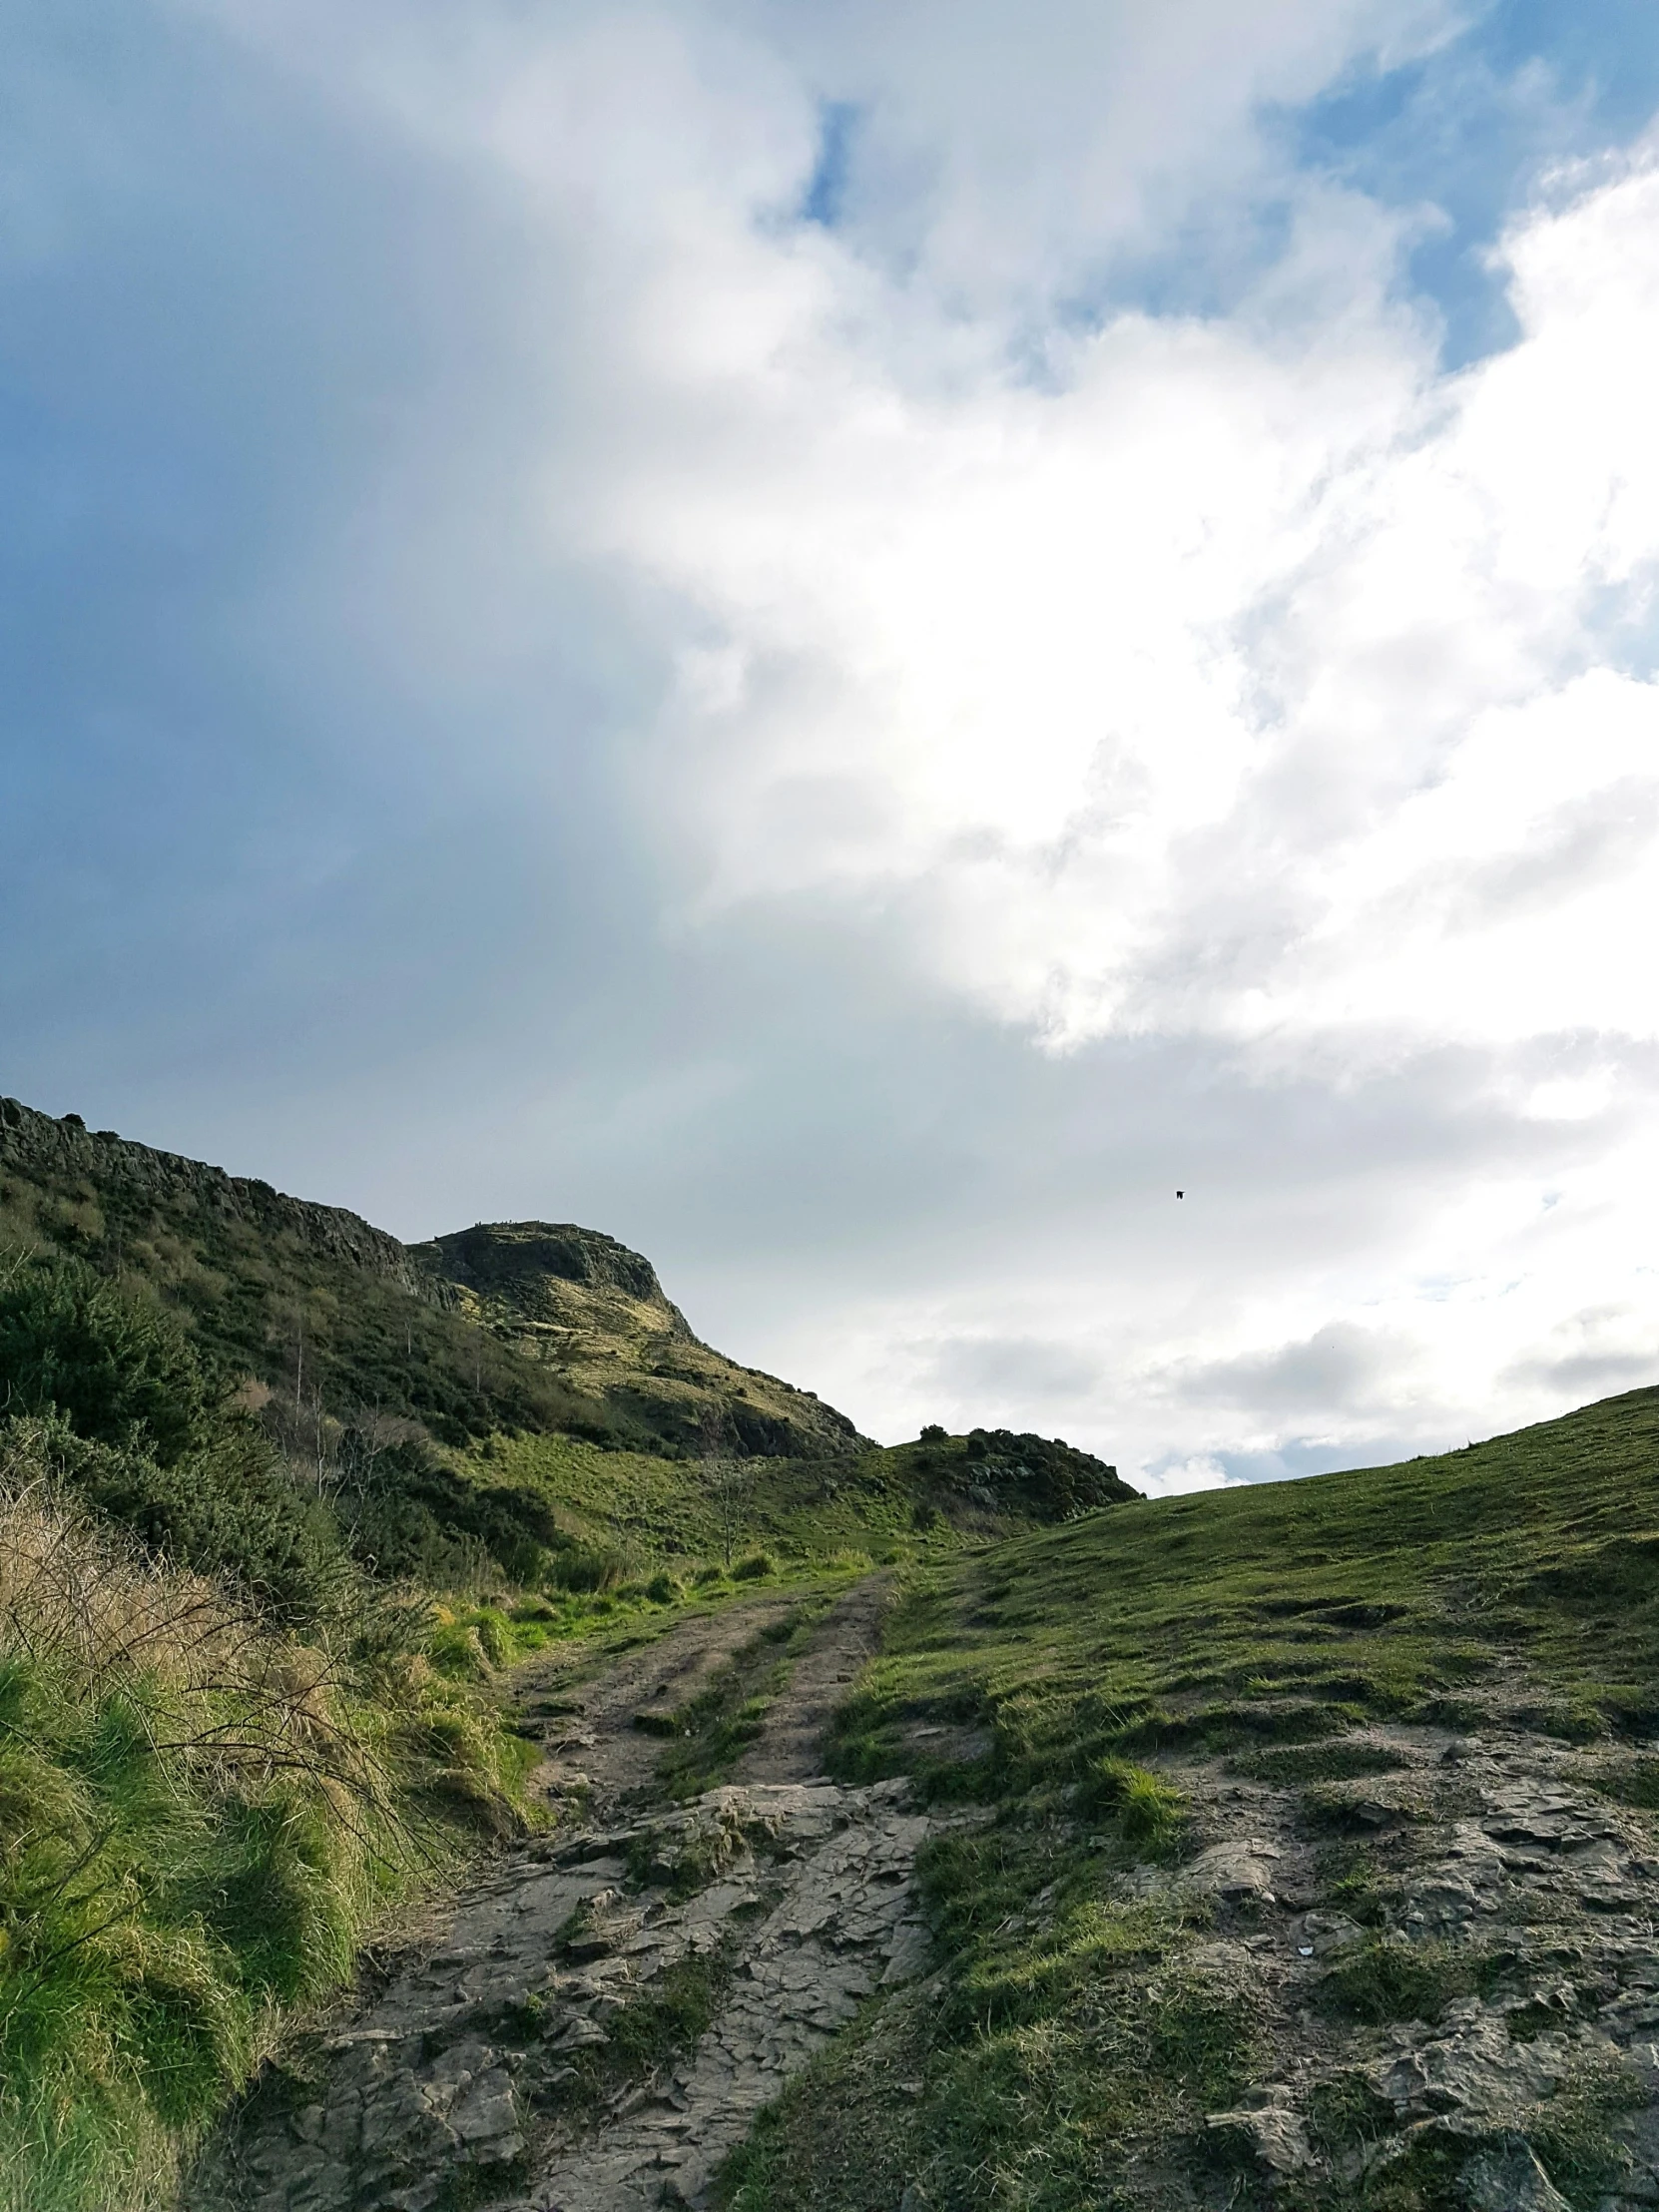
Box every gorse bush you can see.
[17,1410,348,1626]
[1,1254,349,1619]
[0,1472,524,2212]
[0,1252,209,1461]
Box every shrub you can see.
[0,1254,209,1462]
[732,1551,776,1581]
[339,1438,563,1590]
[549,1546,629,1595]
[3,1412,345,1627]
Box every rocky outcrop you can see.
[416,1224,694,1334]
[0,1098,442,1302]
[1138,1725,1659,2205]
[412,1220,867,1461]
[188,1782,947,2212]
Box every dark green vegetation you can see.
[880,1423,1135,1523]
[0,1250,577,1620]
[0,1099,602,1451]
[721,1384,1659,2212]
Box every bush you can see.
[338,1438,564,1590]
[3,1412,346,1626]
[549,1546,629,1595]
[732,1551,776,1581]
[0,1255,209,1462]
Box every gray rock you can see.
[1187,1841,1281,1899]
[1204,2101,1314,2174]
[1462,2138,1572,2210]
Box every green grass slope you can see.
[724,1386,1659,2212]
[0,1098,608,1448]
[463,1421,1136,1582]
[413,1220,867,1459]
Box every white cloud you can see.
[161,3,1659,1475]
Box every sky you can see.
[3,1,1658,1491]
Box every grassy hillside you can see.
[838,1386,1659,1781]
[0,1450,532,2212]
[0,1099,865,1461]
[724,1386,1659,2212]
[416,1220,866,1459]
[0,1101,1131,1595]
[0,1099,609,1448]
[0,1118,1143,2212]
[443,1422,1135,1592]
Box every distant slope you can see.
[415,1221,865,1458]
[0,1098,861,1457]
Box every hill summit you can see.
[413,1219,861,1458]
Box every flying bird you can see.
[1176,1189,1184,1199]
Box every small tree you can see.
[699,1406,754,1568]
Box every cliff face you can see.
[419,1221,694,1334]
[0,1100,863,1458]
[0,1098,443,1301]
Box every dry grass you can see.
[0,1445,387,1823]
[0,1434,519,2212]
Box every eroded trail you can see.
[189,1580,938,2212]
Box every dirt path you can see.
[730,1574,888,1786]
[515,1589,804,1812]
[188,1576,947,2212]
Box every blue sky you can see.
[3,1,1658,1486]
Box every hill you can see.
[0,1095,859,1459]
[0,1096,1146,2212]
[413,1219,861,1458]
[0,1097,1131,1594]
[727,1385,1659,2212]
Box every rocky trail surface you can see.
[187,1580,947,2212]
[1122,1719,1659,2207]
